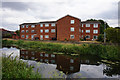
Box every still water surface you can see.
[1,47,120,78]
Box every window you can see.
[26,30,28,33]
[86,24,90,27]
[82,30,83,33]
[31,51,35,55]
[21,25,24,28]
[70,35,74,39]
[93,30,98,34]
[21,35,24,38]
[70,27,74,31]
[31,30,35,33]
[86,30,90,33]
[51,29,55,33]
[45,35,49,38]
[51,23,55,26]
[21,51,24,54]
[40,35,43,39]
[31,57,35,60]
[71,20,75,24]
[26,25,28,28]
[70,66,74,71]
[45,54,48,57]
[45,29,49,33]
[40,59,43,62]
[26,35,28,39]
[93,36,98,39]
[82,35,83,38]
[82,24,84,27]
[31,25,35,28]
[40,54,43,57]
[45,24,49,27]
[86,35,90,39]
[51,54,55,58]
[26,51,28,54]
[70,59,74,63]
[93,24,98,28]
[40,24,43,27]
[51,60,55,63]
[31,35,34,39]
[21,30,24,33]
[45,59,49,62]
[40,29,43,33]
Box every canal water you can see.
[1,47,120,78]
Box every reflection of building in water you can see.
[20,50,100,74]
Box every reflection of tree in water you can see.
[103,63,120,77]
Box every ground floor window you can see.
[45,35,49,38]
[21,35,24,38]
[26,35,28,39]
[70,35,74,39]
[86,35,90,39]
[93,36,98,39]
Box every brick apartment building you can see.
[20,15,101,41]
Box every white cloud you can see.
[1,0,119,31]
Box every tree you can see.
[15,30,20,36]
[105,28,120,43]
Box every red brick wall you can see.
[57,15,81,41]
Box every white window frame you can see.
[93,24,98,28]
[82,24,84,27]
[45,24,49,27]
[21,30,24,33]
[40,24,43,27]
[26,30,28,33]
[70,35,75,39]
[45,29,49,33]
[45,35,49,38]
[51,23,55,26]
[21,35,24,38]
[93,30,98,34]
[31,25,35,28]
[86,30,90,33]
[71,20,75,24]
[86,24,90,27]
[93,36,98,39]
[21,25,24,28]
[31,30,35,33]
[26,25,28,28]
[86,35,90,39]
[40,29,43,33]
[51,29,55,33]
[70,27,74,32]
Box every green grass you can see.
[2,54,41,78]
[2,39,120,61]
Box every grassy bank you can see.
[2,54,41,78]
[2,39,120,61]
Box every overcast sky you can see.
[0,0,119,31]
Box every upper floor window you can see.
[31,30,35,33]
[70,59,74,63]
[40,24,43,27]
[26,25,28,28]
[93,24,98,28]
[86,24,90,27]
[51,29,55,33]
[93,30,98,34]
[31,25,35,28]
[40,29,43,33]
[45,29,49,33]
[26,30,28,33]
[21,30,24,33]
[70,27,74,31]
[51,54,55,58]
[45,35,49,38]
[82,30,83,33]
[71,20,75,24]
[45,24,49,27]
[82,24,84,27]
[45,54,48,57]
[51,23,55,26]
[21,25,24,28]
[70,35,74,39]
[86,30,90,33]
